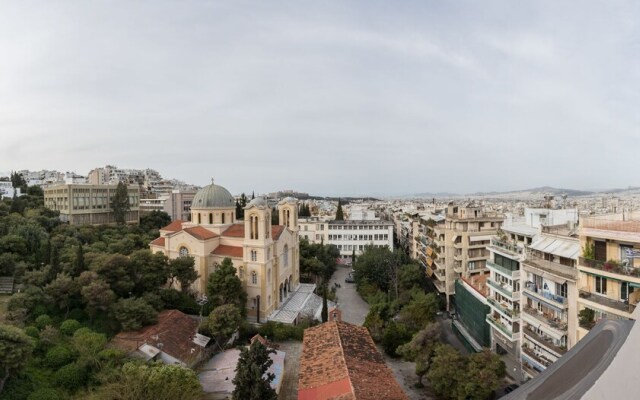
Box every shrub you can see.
[31,304,49,318]
[45,345,77,368]
[53,363,87,390]
[67,308,87,322]
[60,319,82,336]
[34,315,52,330]
[24,326,40,338]
[27,388,62,400]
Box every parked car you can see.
[345,275,355,283]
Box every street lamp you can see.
[197,294,209,322]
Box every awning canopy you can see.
[529,236,579,259]
[470,235,493,242]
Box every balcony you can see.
[523,282,568,308]
[487,279,517,299]
[486,314,514,339]
[523,254,577,281]
[522,363,540,378]
[433,279,446,293]
[523,325,567,357]
[488,297,519,319]
[487,259,519,277]
[582,217,640,234]
[522,306,567,335]
[490,238,524,256]
[579,257,640,278]
[434,268,446,280]
[578,289,633,314]
[522,346,552,369]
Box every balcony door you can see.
[594,241,607,262]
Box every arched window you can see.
[268,268,271,282]
[239,266,244,280]
[266,215,270,239]
[221,213,225,224]
[283,244,289,268]
[179,247,189,257]
[209,213,212,224]
[251,271,257,285]
[197,213,201,224]
[251,250,257,262]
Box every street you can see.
[327,266,370,325]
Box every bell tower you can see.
[278,197,299,232]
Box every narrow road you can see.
[328,266,370,325]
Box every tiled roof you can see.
[161,220,183,232]
[110,310,202,365]
[211,245,243,258]
[222,224,245,237]
[150,237,165,247]
[183,226,219,240]
[272,225,286,240]
[298,321,407,400]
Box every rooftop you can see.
[298,321,407,400]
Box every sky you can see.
[0,1,638,196]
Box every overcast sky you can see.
[0,1,638,196]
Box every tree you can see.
[49,243,60,278]
[426,344,466,400]
[129,249,170,295]
[169,256,198,292]
[0,324,34,394]
[139,210,171,231]
[111,182,130,225]
[73,243,85,277]
[73,328,108,369]
[112,298,158,331]
[237,193,248,220]
[44,272,79,318]
[232,340,277,400]
[93,361,202,400]
[458,350,506,400]
[382,321,411,357]
[397,322,441,387]
[206,304,242,346]
[271,207,279,225]
[321,285,328,322]
[206,258,247,315]
[398,289,438,333]
[92,254,135,297]
[335,199,344,221]
[351,248,356,265]
[79,273,116,322]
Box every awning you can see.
[529,236,580,259]
[629,283,640,289]
[451,235,458,243]
[470,235,493,242]
[523,291,564,313]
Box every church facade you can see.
[150,182,300,322]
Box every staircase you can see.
[0,276,14,294]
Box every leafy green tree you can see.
[73,243,86,276]
[382,321,411,357]
[0,324,34,394]
[53,362,88,391]
[93,361,202,400]
[232,340,277,400]
[44,272,79,318]
[129,249,170,295]
[206,258,247,315]
[139,210,171,231]
[398,289,438,333]
[397,322,441,387]
[321,285,328,322]
[73,328,107,369]
[206,304,242,346]
[111,182,131,225]
[457,350,506,400]
[79,273,116,322]
[169,256,198,292]
[335,199,344,220]
[112,298,158,331]
[426,344,466,399]
[92,254,135,297]
[45,345,77,368]
[49,244,60,278]
[60,319,82,336]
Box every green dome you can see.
[192,182,235,209]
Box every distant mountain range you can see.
[407,186,640,200]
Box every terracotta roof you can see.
[183,226,219,240]
[222,224,245,237]
[110,310,203,365]
[211,245,243,258]
[298,321,407,400]
[161,220,183,232]
[272,225,286,240]
[150,237,165,247]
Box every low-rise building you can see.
[44,183,140,225]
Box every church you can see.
[150,181,310,323]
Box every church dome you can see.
[192,182,235,209]
[246,197,268,208]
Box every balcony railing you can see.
[487,260,518,276]
[522,346,552,368]
[487,297,519,318]
[487,279,516,299]
[486,315,513,339]
[490,238,524,255]
[582,218,640,233]
[523,254,577,280]
[523,325,567,356]
[578,289,632,314]
[579,257,640,278]
[524,282,568,306]
[522,306,568,332]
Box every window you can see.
[251,271,257,285]
[557,282,568,298]
[179,247,189,257]
[621,281,634,301]
[251,250,257,262]
[268,268,271,282]
[221,213,225,224]
[595,276,607,295]
[283,244,289,267]
[209,213,213,224]
[239,267,244,280]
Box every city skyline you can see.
[1,1,638,196]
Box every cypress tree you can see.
[232,341,277,400]
[111,182,130,225]
[321,285,328,323]
[74,243,85,276]
[335,199,344,221]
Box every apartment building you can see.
[44,184,140,225]
[576,212,640,341]
[428,202,503,309]
[453,275,491,352]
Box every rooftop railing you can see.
[582,218,640,233]
[490,238,524,255]
[579,257,640,277]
